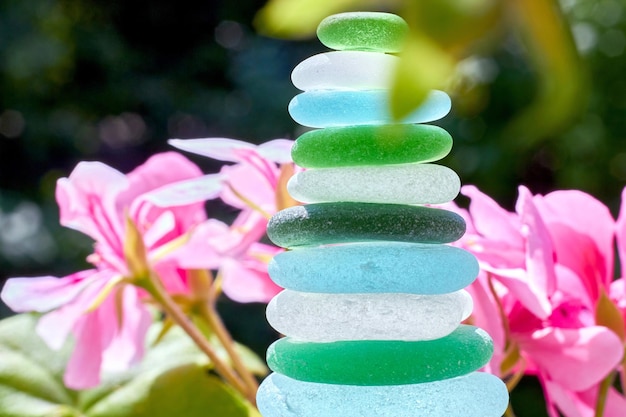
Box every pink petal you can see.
[257,139,294,163]
[520,326,623,391]
[36,270,116,350]
[617,188,626,276]
[516,186,557,297]
[101,287,152,373]
[466,272,506,374]
[163,219,231,270]
[56,162,127,251]
[220,255,282,303]
[537,189,615,290]
[545,380,626,417]
[138,174,224,207]
[121,152,204,205]
[168,138,256,162]
[219,162,278,213]
[462,185,523,246]
[64,311,104,389]
[1,270,97,312]
[485,265,552,319]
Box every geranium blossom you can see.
[168,137,296,302]
[448,185,626,417]
[1,152,213,388]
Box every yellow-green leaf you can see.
[389,31,455,120]
[595,289,626,342]
[254,0,375,38]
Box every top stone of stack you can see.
[316,12,409,53]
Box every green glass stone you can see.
[317,12,409,53]
[292,124,453,168]
[267,202,466,248]
[267,325,493,385]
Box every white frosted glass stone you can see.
[291,51,398,91]
[266,290,473,342]
[287,164,460,204]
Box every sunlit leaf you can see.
[389,31,455,120]
[254,0,386,38]
[595,289,626,342]
[0,314,263,417]
[505,0,588,146]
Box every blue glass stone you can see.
[257,372,510,417]
[268,242,478,294]
[288,90,451,128]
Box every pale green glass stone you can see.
[287,163,460,204]
[317,12,409,53]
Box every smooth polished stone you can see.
[288,90,451,128]
[268,242,479,294]
[317,12,409,53]
[291,51,398,91]
[266,290,472,342]
[266,202,466,248]
[266,325,493,385]
[292,124,452,168]
[287,164,460,204]
[257,372,510,417]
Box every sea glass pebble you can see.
[292,124,452,168]
[266,325,493,385]
[268,242,479,294]
[266,202,466,248]
[317,12,409,53]
[291,51,398,91]
[266,290,473,342]
[257,372,509,417]
[288,90,451,128]
[287,164,460,204]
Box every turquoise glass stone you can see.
[268,242,478,294]
[316,12,409,53]
[267,202,466,248]
[291,124,453,168]
[266,325,493,385]
[288,90,451,128]
[257,372,510,417]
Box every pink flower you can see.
[1,152,210,389]
[449,185,625,417]
[167,137,296,302]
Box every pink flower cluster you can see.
[446,185,626,417]
[0,139,292,389]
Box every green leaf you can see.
[0,314,76,417]
[84,365,259,417]
[595,289,626,342]
[254,0,373,38]
[389,31,454,120]
[0,314,263,417]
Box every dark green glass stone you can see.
[317,12,409,53]
[266,202,466,248]
[291,124,453,168]
[267,325,493,385]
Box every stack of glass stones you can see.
[257,12,509,417]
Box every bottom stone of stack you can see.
[257,372,509,417]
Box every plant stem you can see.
[190,269,259,402]
[139,272,253,404]
[594,371,615,417]
[200,302,260,397]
